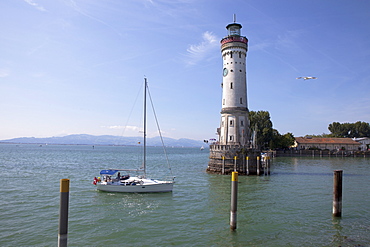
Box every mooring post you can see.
[246,156,249,175]
[333,170,343,217]
[222,156,225,175]
[234,156,237,171]
[242,153,245,174]
[257,156,260,175]
[58,179,70,247]
[230,171,238,231]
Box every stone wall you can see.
[207,145,264,175]
[275,149,370,157]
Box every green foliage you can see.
[304,133,332,138]
[249,111,294,150]
[328,121,370,138]
[249,111,273,149]
[270,130,295,150]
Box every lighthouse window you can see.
[230,52,233,58]
[223,99,225,105]
[240,98,243,104]
[230,82,233,89]
[230,69,233,72]
[229,135,234,141]
[230,120,234,126]
[239,52,241,58]
[241,120,244,126]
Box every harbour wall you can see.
[273,149,370,158]
[207,144,266,175]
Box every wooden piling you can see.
[230,172,238,231]
[242,153,245,174]
[246,156,249,175]
[333,170,343,217]
[234,156,237,171]
[257,156,260,175]
[222,156,225,175]
[58,179,70,247]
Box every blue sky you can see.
[1,0,370,141]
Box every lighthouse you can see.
[219,22,249,145]
[207,19,263,175]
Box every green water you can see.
[0,144,369,246]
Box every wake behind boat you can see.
[93,78,174,193]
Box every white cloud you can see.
[105,125,141,132]
[0,69,10,78]
[185,31,218,65]
[23,0,46,12]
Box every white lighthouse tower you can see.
[208,19,262,175]
[218,21,250,145]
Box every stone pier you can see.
[207,144,262,175]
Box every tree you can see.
[328,121,370,138]
[249,111,273,149]
[280,132,295,149]
[270,130,295,150]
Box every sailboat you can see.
[93,78,174,193]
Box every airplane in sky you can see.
[296,76,317,80]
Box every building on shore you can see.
[207,19,264,175]
[293,137,361,151]
[353,137,370,151]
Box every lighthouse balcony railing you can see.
[210,144,248,151]
[221,36,248,45]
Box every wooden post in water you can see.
[222,156,225,175]
[333,170,343,217]
[234,156,237,171]
[246,156,249,175]
[242,153,245,174]
[230,172,238,231]
[257,156,260,175]
[58,179,70,247]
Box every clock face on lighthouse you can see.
[223,68,228,77]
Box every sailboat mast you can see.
[143,78,147,178]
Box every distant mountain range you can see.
[0,134,206,147]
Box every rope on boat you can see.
[146,84,174,179]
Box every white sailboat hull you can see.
[96,177,173,193]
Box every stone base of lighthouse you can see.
[207,144,264,175]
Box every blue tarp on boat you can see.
[100,169,119,175]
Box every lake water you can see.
[0,144,369,246]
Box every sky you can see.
[1,0,370,141]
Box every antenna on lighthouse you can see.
[233,14,236,23]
